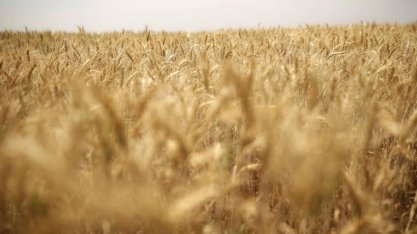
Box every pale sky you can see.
[1,0,416,32]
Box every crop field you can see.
[0,22,417,233]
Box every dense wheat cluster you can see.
[1,22,417,233]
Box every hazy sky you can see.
[1,0,416,32]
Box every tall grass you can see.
[0,22,417,233]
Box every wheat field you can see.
[0,22,417,233]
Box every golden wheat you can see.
[0,22,417,233]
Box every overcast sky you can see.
[1,0,416,32]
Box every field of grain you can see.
[0,22,417,233]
